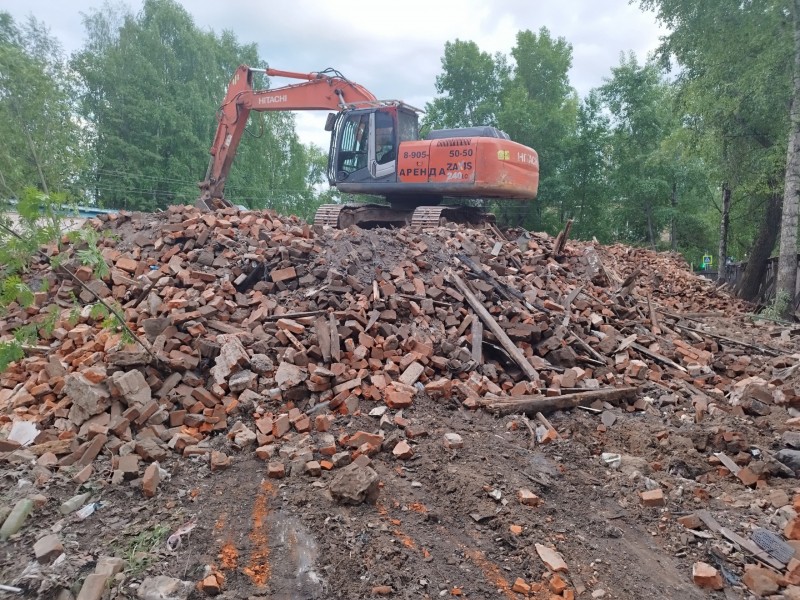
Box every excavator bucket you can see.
[195,194,234,212]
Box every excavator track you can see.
[410,206,447,228]
[410,205,495,229]
[313,204,346,227]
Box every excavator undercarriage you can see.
[312,202,495,229]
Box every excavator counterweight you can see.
[198,65,539,227]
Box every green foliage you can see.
[0,13,87,197]
[0,188,74,278]
[0,275,33,308]
[0,341,23,373]
[68,227,111,278]
[763,289,792,319]
[423,39,509,131]
[498,28,580,232]
[598,54,679,246]
[72,0,320,213]
[89,303,108,320]
[0,305,57,371]
[639,0,794,263]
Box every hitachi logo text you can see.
[257,95,288,105]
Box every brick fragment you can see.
[692,562,723,590]
[677,514,702,530]
[640,488,665,507]
[267,461,285,479]
[270,266,297,282]
[443,433,463,449]
[787,517,800,540]
[535,543,568,572]
[210,450,231,472]
[511,578,530,594]
[392,440,413,460]
[76,573,109,600]
[385,387,413,409]
[34,534,64,564]
[399,361,424,386]
[518,489,542,506]
[372,585,393,595]
[142,462,160,498]
[550,574,567,595]
[742,566,780,596]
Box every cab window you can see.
[338,113,370,174]
[397,110,419,142]
[375,110,396,165]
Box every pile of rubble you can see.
[1,204,800,598]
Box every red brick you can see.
[273,414,290,438]
[142,462,160,498]
[392,440,413,460]
[640,488,665,507]
[267,461,285,479]
[692,562,723,590]
[385,388,413,409]
[115,257,138,273]
[314,414,332,432]
[346,430,382,448]
[786,516,800,540]
[270,266,297,282]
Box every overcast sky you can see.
[4,0,667,147]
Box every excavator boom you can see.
[198,65,378,208]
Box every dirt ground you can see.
[5,363,800,600]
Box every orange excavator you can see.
[198,65,539,228]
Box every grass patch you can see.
[117,524,171,575]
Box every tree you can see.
[599,54,676,248]
[777,0,800,316]
[73,0,314,212]
[0,13,86,198]
[640,0,794,301]
[422,40,509,131]
[560,91,612,241]
[498,28,579,231]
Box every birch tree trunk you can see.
[718,184,731,284]
[777,0,800,316]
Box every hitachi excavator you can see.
[197,65,539,228]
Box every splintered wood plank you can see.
[471,317,483,364]
[329,313,341,363]
[315,316,331,362]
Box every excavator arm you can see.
[198,64,378,209]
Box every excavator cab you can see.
[327,104,420,187]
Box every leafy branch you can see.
[0,206,160,371]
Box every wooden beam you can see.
[553,219,573,256]
[480,386,639,416]
[449,270,539,381]
[630,342,687,372]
